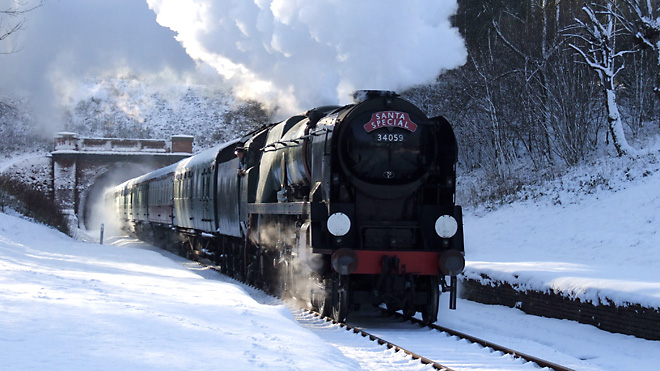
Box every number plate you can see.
[374,133,406,142]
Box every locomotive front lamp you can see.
[331,248,359,275]
[327,212,351,236]
[435,215,458,238]
[438,250,465,276]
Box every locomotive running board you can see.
[247,202,310,215]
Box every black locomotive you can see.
[106,90,465,323]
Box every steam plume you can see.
[146,0,467,114]
[0,0,197,136]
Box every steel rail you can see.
[304,310,454,371]
[384,309,574,371]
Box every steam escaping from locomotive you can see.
[145,0,467,113]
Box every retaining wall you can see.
[461,276,660,341]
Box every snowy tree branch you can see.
[566,1,637,156]
[0,1,42,53]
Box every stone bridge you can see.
[51,132,193,230]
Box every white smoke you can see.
[0,0,466,134]
[146,0,467,115]
[0,0,199,136]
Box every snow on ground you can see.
[2,211,658,371]
[462,146,660,308]
[433,298,659,371]
[0,212,358,371]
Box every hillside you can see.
[0,77,270,157]
[463,144,660,305]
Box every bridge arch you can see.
[51,133,193,231]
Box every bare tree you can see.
[568,1,637,156]
[545,52,605,165]
[616,0,660,124]
[469,51,518,178]
[221,99,271,138]
[619,47,657,134]
[1,1,41,54]
[491,0,571,165]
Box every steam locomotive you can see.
[106,91,465,323]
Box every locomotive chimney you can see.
[352,90,399,103]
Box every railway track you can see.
[379,309,573,371]
[293,307,575,371]
[298,309,455,370]
[192,257,574,371]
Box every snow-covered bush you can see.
[0,174,70,235]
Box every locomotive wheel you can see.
[329,275,349,323]
[402,300,416,319]
[309,293,319,312]
[317,279,332,318]
[420,276,440,325]
[317,291,331,318]
[216,239,227,274]
[402,278,417,318]
[385,302,399,314]
[309,278,324,312]
[194,240,204,261]
[332,285,349,323]
[179,240,193,259]
[279,261,293,299]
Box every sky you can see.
[0,0,466,133]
